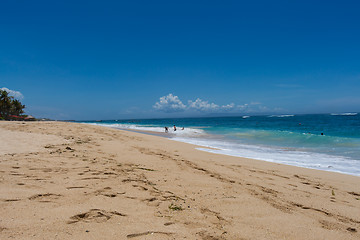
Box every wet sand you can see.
[0,121,359,239]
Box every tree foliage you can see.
[0,89,26,120]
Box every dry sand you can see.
[0,121,359,240]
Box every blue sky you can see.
[1,0,360,120]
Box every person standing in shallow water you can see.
[164,127,168,133]
[173,125,176,131]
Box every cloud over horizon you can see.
[1,87,24,100]
[153,93,275,114]
[153,93,187,113]
[187,98,221,112]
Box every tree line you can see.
[0,89,26,120]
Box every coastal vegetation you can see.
[0,89,27,120]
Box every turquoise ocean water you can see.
[81,113,360,176]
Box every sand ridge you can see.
[0,121,359,239]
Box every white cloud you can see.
[153,93,187,113]
[153,93,277,114]
[221,103,235,111]
[188,98,220,112]
[1,87,24,100]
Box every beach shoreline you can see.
[1,121,359,239]
[82,115,360,177]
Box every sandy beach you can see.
[0,121,359,240]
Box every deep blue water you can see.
[81,113,360,176]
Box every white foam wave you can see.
[268,115,295,118]
[172,137,360,176]
[242,116,250,119]
[87,123,206,137]
[331,113,358,116]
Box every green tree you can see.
[0,89,26,120]
[11,99,25,116]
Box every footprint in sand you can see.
[126,231,173,238]
[28,193,62,202]
[67,209,126,224]
[92,187,124,198]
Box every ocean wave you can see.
[86,123,206,137]
[268,115,295,118]
[331,113,358,116]
[172,137,360,176]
